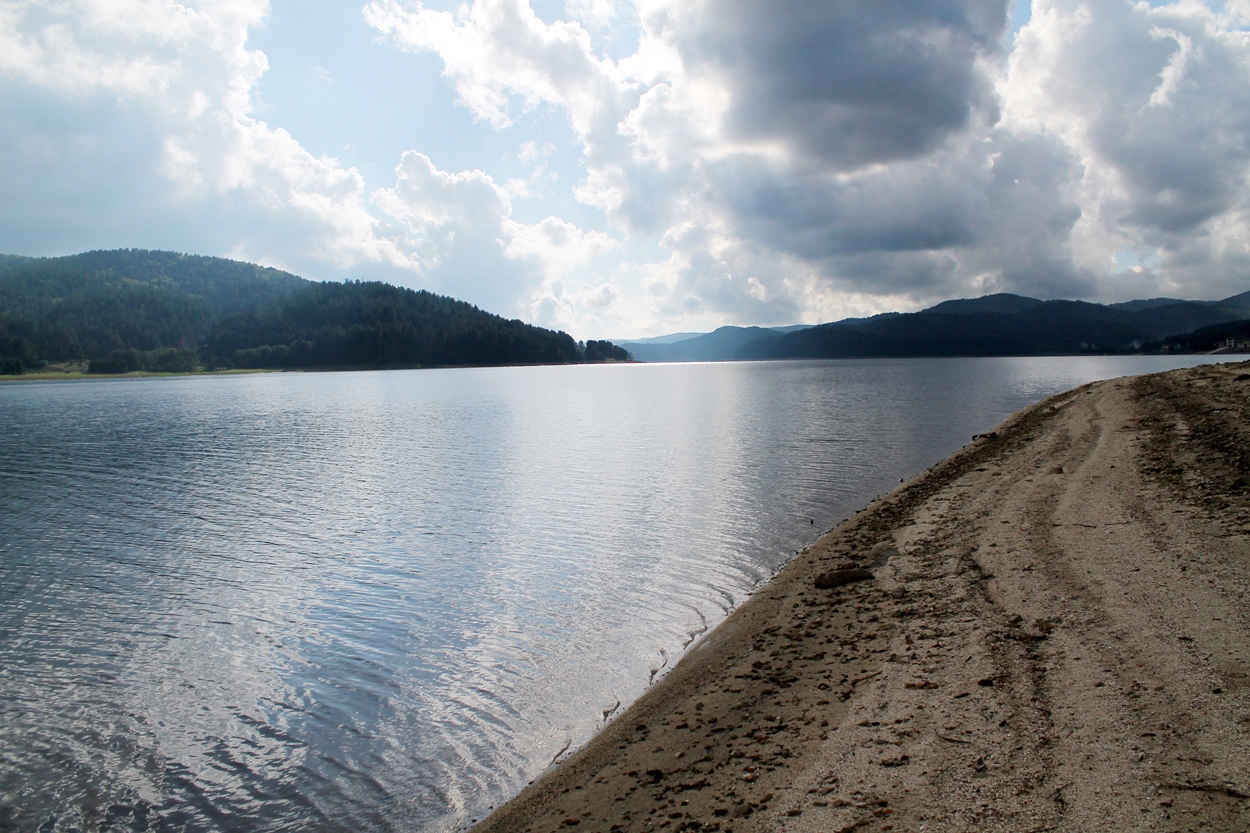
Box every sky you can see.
[2,1,1250,339]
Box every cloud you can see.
[678,0,1008,169]
[363,0,629,137]
[363,0,1095,329]
[375,151,511,246]
[4,0,1250,340]
[511,222,622,330]
[649,0,1250,319]
[632,0,1109,314]
[504,216,617,279]
[0,0,622,321]
[1002,0,1250,296]
[527,276,625,330]
[0,0,407,274]
[372,151,616,314]
[614,0,1086,318]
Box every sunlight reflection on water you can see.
[0,356,1234,831]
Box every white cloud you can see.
[1001,0,1250,298]
[375,151,510,241]
[363,0,629,137]
[372,151,618,313]
[510,219,622,330]
[417,0,1248,327]
[4,0,1250,340]
[1146,27,1193,109]
[362,0,1077,330]
[527,277,625,330]
[0,0,410,272]
[504,215,617,278]
[0,0,622,322]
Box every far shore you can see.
[0,359,647,382]
[0,366,283,382]
[3,351,1245,384]
[473,360,1250,833]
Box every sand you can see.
[473,360,1250,833]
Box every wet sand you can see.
[474,361,1250,833]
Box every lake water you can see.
[0,356,1235,832]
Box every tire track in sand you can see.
[475,363,1250,833]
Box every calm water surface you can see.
[0,356,1234,831]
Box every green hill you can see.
[204,280,585,369]
[0,250,308,367]
[0,249,627,374]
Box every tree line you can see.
[0,249,631,374]
[204,280,591,368]
[0,249,304,372]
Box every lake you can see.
[0,356,1233,831]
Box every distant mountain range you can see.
[621,325,813,362]
[617,292,1250,362]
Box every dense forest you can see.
[205,280,589,368]
[583,340,630,362]
[0,250,307,371]
[0,250,631,373]
[86,348,199,375]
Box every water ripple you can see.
[0,357,1233,831]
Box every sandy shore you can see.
[474,361,1250,833]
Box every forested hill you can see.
[205,281,586,369]
[0,250,308,365]
[0,249,628,374]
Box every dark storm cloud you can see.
[684,0,1009,169]
[970,130,1093,299]
[701,126,1092,299]
[1095,94,1250,236]
[1056,6,1250,236]
[709,153,984,261]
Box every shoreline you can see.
[0,361,645,383]
[473,361,1250,832]
[4,352,1244,384]
[0,366,285,382]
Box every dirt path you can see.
[474,362,1250,833]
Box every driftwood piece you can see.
[814,568,874,589]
